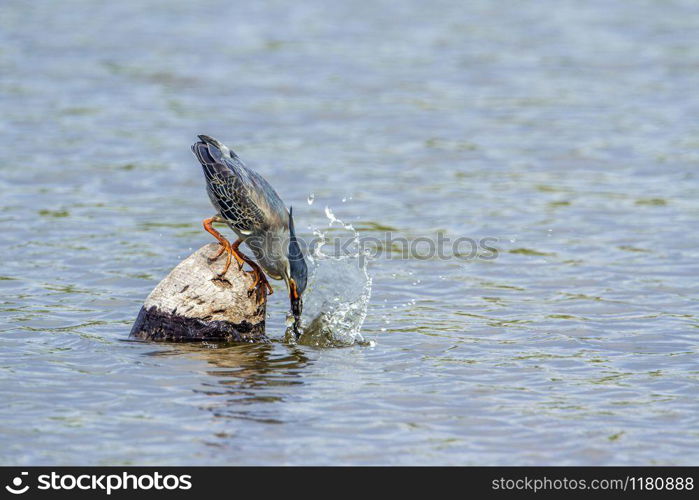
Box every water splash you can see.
[285,205,373,347]
[324,206,338,224]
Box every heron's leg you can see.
[211,244,226,260]
[248,266,274,300]
[248,269,274,303]
[230,239,257,276]
[231,239,274,301]
[202,216,244,276]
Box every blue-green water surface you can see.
[0,0,698,465]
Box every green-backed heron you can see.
[191,135,308,334]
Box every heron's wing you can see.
[192,140,272,235]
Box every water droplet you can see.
[285,312,295,327]
[307,192,315,205]
[324,206,338,225]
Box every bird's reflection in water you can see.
[144,342,310,424]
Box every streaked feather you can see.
[191,136,287,236]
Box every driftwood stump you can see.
[130,243,267,342]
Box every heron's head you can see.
[285,207,307,320]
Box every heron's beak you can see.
[289,278,303,318]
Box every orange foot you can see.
[203,218,272,303]
[246,266,274,304]
[203,216,244,277]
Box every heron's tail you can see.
[191,134,235,164]
[191,142,213,166]
[196,135,224,150]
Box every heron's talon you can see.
[246,272,271,304]
[209,243,226,262]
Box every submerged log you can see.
[129,243,267,342]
